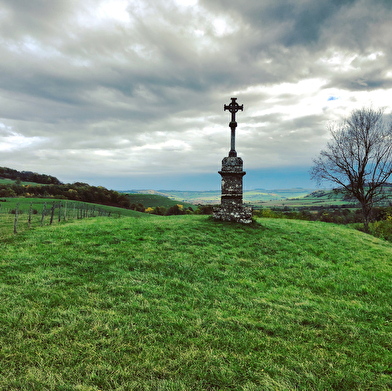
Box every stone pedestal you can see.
[213,156,253,224]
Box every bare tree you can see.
[310,106,392,232]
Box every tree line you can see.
[138,204,214,216]
[0,181,131,209]
[0,167,61,185]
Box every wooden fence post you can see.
[14,203,19,234]
[41,202,47,226]
[58,201,62,222]
[28,201,33,228]
[64,201,67,221]
[50,201,55,225]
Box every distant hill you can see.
[0,167,61,185]
[125,188,316,204]
[127,193,196,209]
[0,167,130,209]
[126,187,392,209]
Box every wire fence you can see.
[0,200,115,239]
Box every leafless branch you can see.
[310,106,392,231]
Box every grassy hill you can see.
[0,197,152,240]
[1,215,391,389]
[127,193,196,209]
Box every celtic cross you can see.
[224,97,243,157]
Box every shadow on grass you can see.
[206,215,267,230]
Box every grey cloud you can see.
[324,76,392,91]
[289,115,325,131]
[201,0,390,51]
[247,113,284,125]
[1,0,392,188]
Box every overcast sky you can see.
[1,0,392,190]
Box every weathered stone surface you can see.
[214,155,253,224]
[219,156,244,172]
[219,156,245,202]
[213,204,253,224]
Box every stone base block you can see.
[213,205,253,224]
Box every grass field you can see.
[0,178,39,186]
[0,198,147,240]
[0,198,146,218]
[1,215,391,390]
[255,189,392,210]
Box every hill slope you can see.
[127,193,196,209]
[1,216,391,389]
[0,166,61,185]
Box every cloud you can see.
[1,0,392,189]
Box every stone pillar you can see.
[213,156,252,224]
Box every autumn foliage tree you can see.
[311,107,392,231]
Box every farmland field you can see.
[127,188,316,205]
[0,178,40,186]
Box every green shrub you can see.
[195,205,214,215]
[9,209,23,215]
[369,217,392,241]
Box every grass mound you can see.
[1,216,391,390]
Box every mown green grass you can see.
[0,216,391,390]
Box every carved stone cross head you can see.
[224,97,243,127]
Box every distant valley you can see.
[125,188,316,205]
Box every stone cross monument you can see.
[213,98,253,224]
[225,97,243,157]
